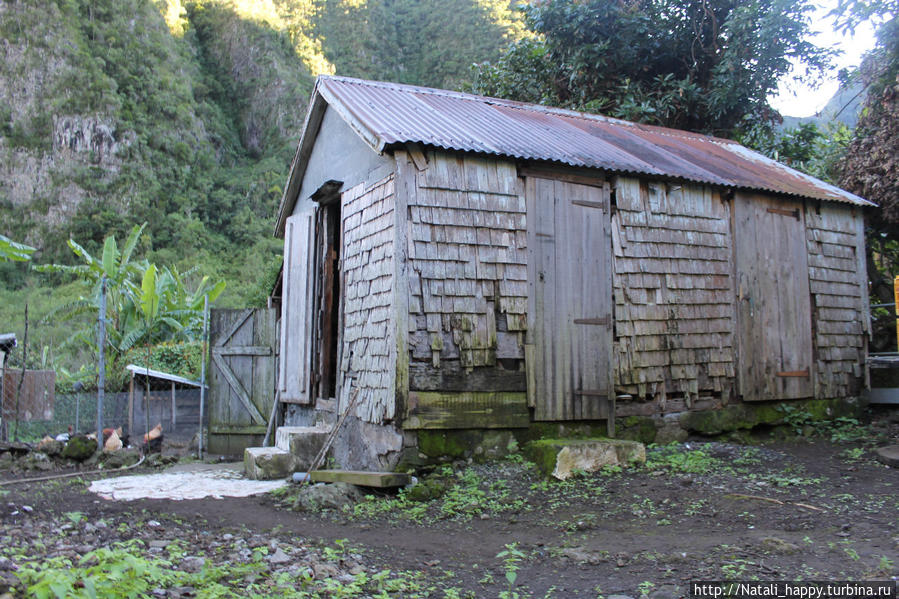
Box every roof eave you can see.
[273,77,388,237]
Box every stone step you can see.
[526,437,646,480]
[875,444,899,467]
[275,426,331,470]
[310,470,412,488]
[244,447,298,480]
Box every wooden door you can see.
[734,193,814,401]
[208,308,277,452]
[527,176,614,421]
[279,211,316,404]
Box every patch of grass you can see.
[645,443,721,474]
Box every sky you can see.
[769,1,878,118]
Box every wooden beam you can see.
[216,346,273,356]
[310,470,412,488]
[406,143,429,171]
[211,352,266,425]
[404,391,529,429]
[171,381,176,428]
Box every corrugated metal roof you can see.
[316,75,872,207]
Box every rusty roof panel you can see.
[316,76,872,207]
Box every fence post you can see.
[198,294,208,458]
[13,304,28,442]
[97,275,106,452]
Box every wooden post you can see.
[128,371,134,435]
[894,275,899,352]
[171,381,176,429]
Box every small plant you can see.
[63,511,85,525]
[497,542,526,599]
[637,580,656,596]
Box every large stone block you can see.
[526,438,646,480]
[275,426,330,469]
[244,447,298,480]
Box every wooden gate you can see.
[526,176,614,423]
[734,193,814,401]
[208,308,277,454]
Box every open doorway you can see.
[311,184,342,401]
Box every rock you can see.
[20,452,52,471]
[292,482,364,512]
[760,536,800,554]
[313,562,340,579]
[244,447,298,480]
[268,548,291,565]
[608,595,636,599]
[526,438,646,480]
[180,556,205,573]
[0,441,31,456]
[148,540,168,549]
[405,476,450,502]
[649,585,683,599]
[0,452,12,470]
[99,448,141,469]
[36,437,63,457]
[874,444,899,467]
[654,414,689,444]
[61,435,97,462]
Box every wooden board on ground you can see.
[310,470,412,488]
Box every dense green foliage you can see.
[469,0,832,138]
[0,0,521,384]
[314,0,524,89]
[33,225,224,389]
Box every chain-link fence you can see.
[3,391,128,442]
[2,282,211,448]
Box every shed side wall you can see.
[341,174,397,423]
[404,150,529,428]
[613,178,736,407]
[806,202,867,398]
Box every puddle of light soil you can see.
[89,462,287,501]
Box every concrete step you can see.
[310,470,412,488]
[244,447,298,480]
[275,426,331,469]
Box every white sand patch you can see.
[89,463,287,501]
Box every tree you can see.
[469,0,833,138]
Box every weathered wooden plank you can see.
[310,470,412,487]
[809,280,862,297]
[409,361,525,392]
[405,391,529,429]
[212,351,266,425]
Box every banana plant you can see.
[0,234,35,262]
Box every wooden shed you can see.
[273,76,872,469]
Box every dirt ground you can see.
[1,415,897,598]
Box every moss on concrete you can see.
[680,397,862,436]
[417,431,470,459]
[615,415,657,444]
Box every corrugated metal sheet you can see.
[317,76,872,207]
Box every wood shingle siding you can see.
[340,175,397,424]
[612,178,736,403]
[805,203,868,399]
[403,151,529,428]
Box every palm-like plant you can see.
[0,234,36,262]
[36,224,225,389]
